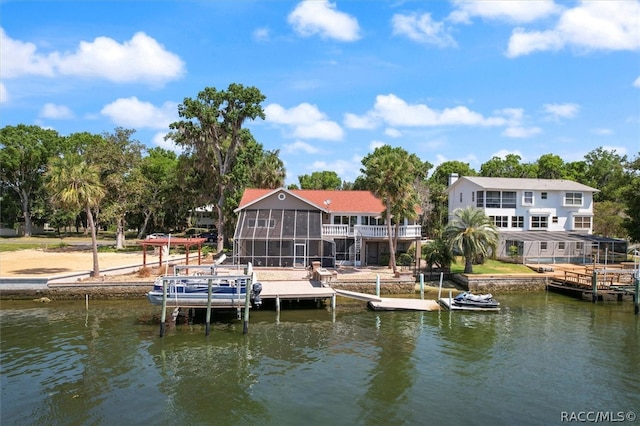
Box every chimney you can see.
[448,173,459,186]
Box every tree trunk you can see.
[116,217,125,249]
[216,184,225,254]
[385,205,397,274]
[464,256,473,274]
[20,189,32,237]
[86,206,100,277]
[137,210,152,240]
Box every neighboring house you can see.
[233,188,422,268]
[447,175,627,264]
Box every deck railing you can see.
[322,224,422,239]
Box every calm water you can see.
[1,293,639,426]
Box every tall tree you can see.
[583,147,627,202]
[535,153,567,179]
[443,206,498,274]
[622,153,640,242]
[429,160,476,186]
[298,171,342,189]
[168,84,266,252]
[360,145,429,274]
[480,154,535,178]
[45,154,105,277]
[0,125,64,236]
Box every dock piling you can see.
[160,279,168,337]
[591,271,598,303]
[419,274,424,300]
[205,279,213,336]
[376,274,380,297]
[634,275,639,315]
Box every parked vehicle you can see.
[199,231,218,242]
[145,233,168,240]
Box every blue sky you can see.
[2,0,639,185]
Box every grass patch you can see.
[450,257,533,274]
[0,243,47,252]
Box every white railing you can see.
[322,224,422,238]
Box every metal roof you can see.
[456,176,599,192]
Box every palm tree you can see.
[45,154,106,277]
[422,237,454,273]
[443,206,499,274]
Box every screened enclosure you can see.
[233,209,335,268]
[498,232,628,265]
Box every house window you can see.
[541,192,548,200]
[472,192,475,203]
[531,216,548,229]
[564,192,583,206]
[523,191,533,205]
[558,242,565,250]
[576,242,584,250]
[574,216,591,229]
[460,192,463,202]
[476,191,484,208]
[540,242,548,250]
[491,216,508,227]
[502,191,517,208]
[486,191,501,208]
[552,216,558,224]
[511,216,524,228]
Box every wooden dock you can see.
[334,289,440,311]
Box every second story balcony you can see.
[322,224,422,239]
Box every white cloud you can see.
[357,94,507,127]
[309,156,361,181]
[265,102,344,141]
[449,0,560,24]
[154,132,183,153]
[592,128,613,136]
[369,140,385,151]
[0,83,8,104]
[502,126,542,138]
[384,128,402,138]
[288,1,360,41]
[392,13,456,47]
[101,97,178,129]
[1,29,185,86]
[507,1,640,57]
[491,149,524,160]
[283,141,320,154]
[634,76,640,88]
[40,103,74,119]
[344,112,377,129]
[543,103,580,120]
[253,27,270,42]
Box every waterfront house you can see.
[447,175,627,264]
[233,188,422,268]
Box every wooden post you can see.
[419,274,424,300]
[276,295,280,313]
[634,275,639,315]
[591,270,598,303]
[205,278,213,336]
[376,274,380,297]
[243,276,251,334]
[438,272,443,301]
[160,279,168,337]
[331,294,336,311]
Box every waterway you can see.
[1,292,638,425]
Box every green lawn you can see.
[449,257,533,274]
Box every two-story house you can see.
[233,188,422,268]
[447,175,627,264]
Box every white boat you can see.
[146,263,262,309]
[452,291,500,309]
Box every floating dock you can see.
[334,289,440,311]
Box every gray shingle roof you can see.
[459,177,599,192]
